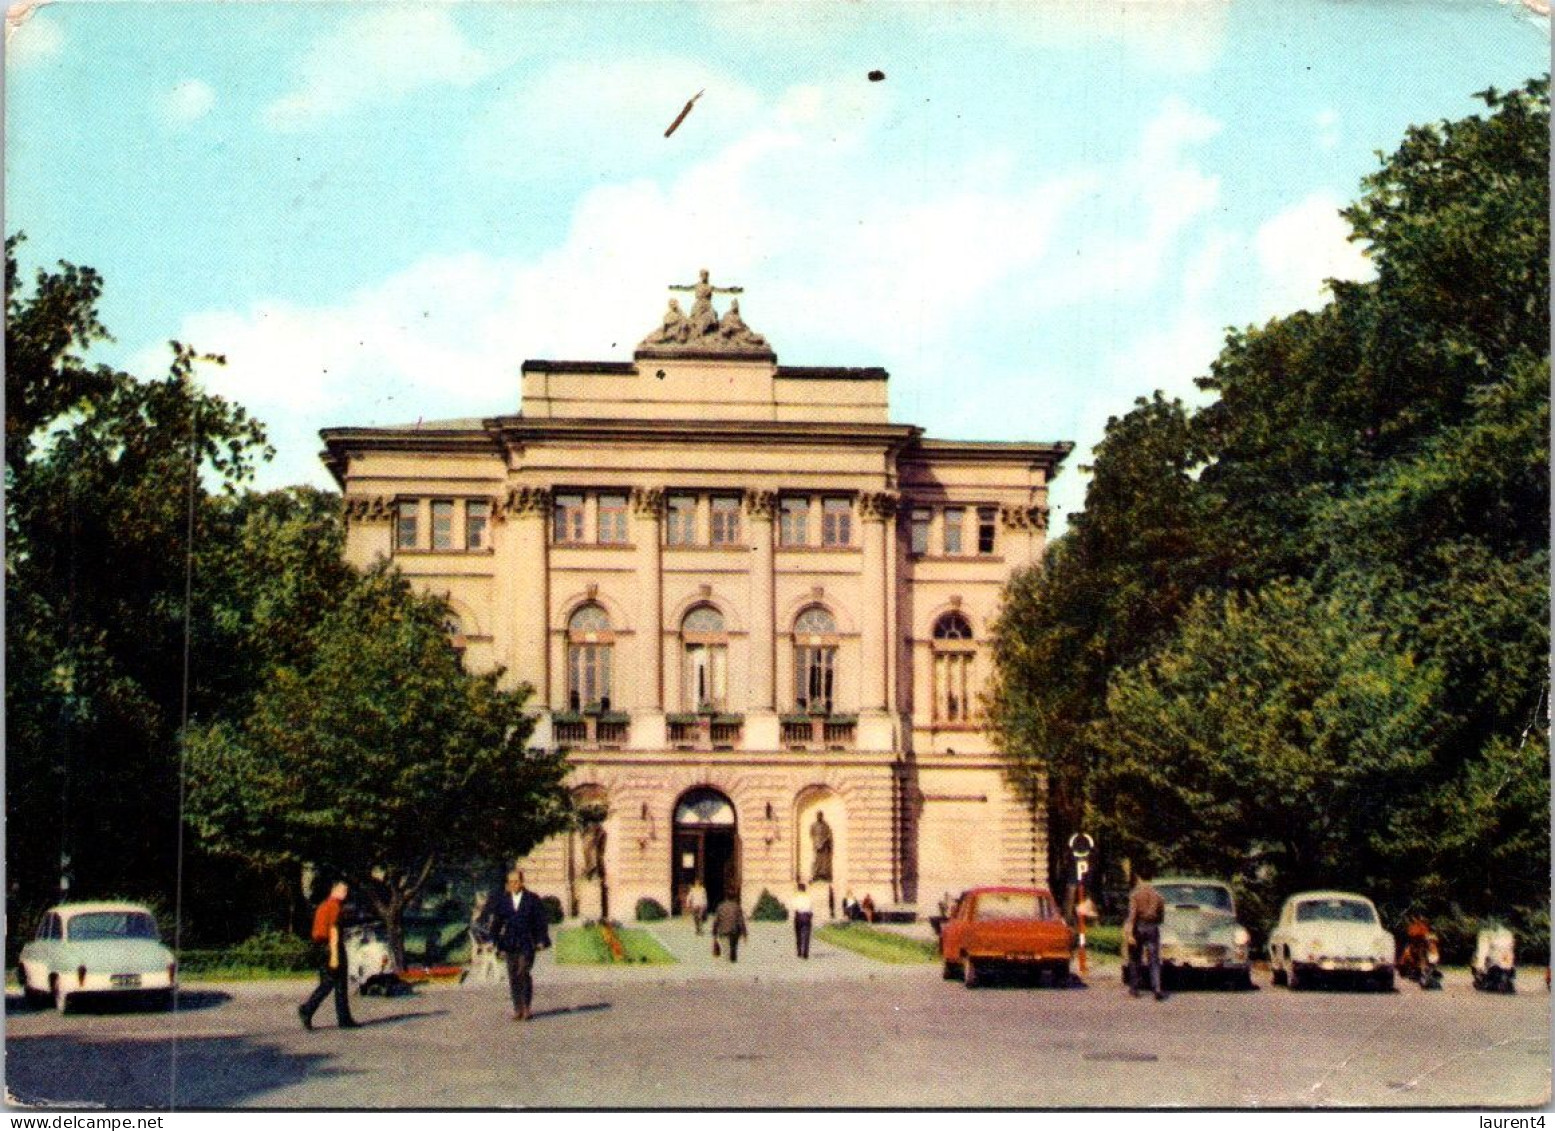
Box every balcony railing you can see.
[667,714,744,751]
[553,713,630,749]
[781,715,856,750]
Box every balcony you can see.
[667,713,744,751]
[552,712,630,750]
[781,714,857,751]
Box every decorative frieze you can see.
[743,489,778,520]
[342,494,395,523]
[503,486,551,518]
[858,491,899,521]
[999,504,1049,531]
[630,487,665,518]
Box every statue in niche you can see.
[582,823,606,880]
[809,811,833,883]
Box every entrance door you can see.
[671,788,739,913]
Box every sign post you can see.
[1068,833,1095,978]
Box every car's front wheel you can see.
[1375,969,1396,993]
[17,966,44,1007]
[942,959,961,981]
[1287,961,1303,991]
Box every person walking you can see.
[299,880,358,1030]
[791,882,814,959]
[1124,868,1167,1001]
[685,880,709,936]
[711,891,748,963]
[486,870,552,1021]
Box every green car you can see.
[1125,878,1254,990]
[19,902,177,1013]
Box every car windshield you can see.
[67,911,161,941]
[1294,899,1376,925]
[1157,884,1233,911]
[973,892,1055,921]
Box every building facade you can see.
[321,275,1072,919]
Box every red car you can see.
[939,886,1074,988]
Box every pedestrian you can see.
[791,882,814,959]
[1124,868,1167,1001]
[685,880,709,936]
[711,890,748,963]
[299,880,359,1030]
[484,869,552,1021]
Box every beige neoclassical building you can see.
[321,274,1072,919]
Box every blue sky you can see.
[6,1,1548,529]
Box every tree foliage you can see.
[5,235,275,938]
[184,565,575,964]
[988,78,1549,935]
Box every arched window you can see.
[681,605,728,711]
[933,612,973,640]
[567,603,613,711]
[793,606,838,714]
[931,611,976,723]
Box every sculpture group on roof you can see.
[640,269,770,353]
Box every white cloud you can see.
[163,79,215,124]
[263,7,494,131]
[5,4,62,64]
[1255,191,1375,316]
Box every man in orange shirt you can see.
[299,880,359,1030]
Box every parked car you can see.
[1149,877,1254,989]
[18,902,177,1012]
[1267,891,1395,991]
[939,886,1074,988]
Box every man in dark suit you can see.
[485,869,552,1021]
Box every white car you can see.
[18,902,177,1012]
[1267,890,1395,991]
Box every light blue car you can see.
[18,902,177,1012]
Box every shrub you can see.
[635,897,668,921]
[752,888,788,922]
[541,894,565,924]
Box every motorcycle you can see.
[1397,918,1443,990]
[1471,925,1517,994]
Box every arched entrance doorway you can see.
[671,788,740,914]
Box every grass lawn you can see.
[815,922,939,964]
[555,924,677,965]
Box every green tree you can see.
[989,79,1549,926]
[185,565,575,964]
[1091,581,1444,923]
[987,393,1211,878]
[5,235,273,934]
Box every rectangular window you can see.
[684,643,729,710]
[569,644,613,712]
[553,492,585,544]
[943,507,965,555]
[779,497,810,547]
[710,496,741,546]
[821,498,852,548]
[431,500,455,550]
[465,500,490,550]
[795,645,836,713]
[396,500,419,550]
[934,652,974,723]
[598,492,628,544]
[666,494,697,546]
[977,507,997,555]
[910,507,931,556]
